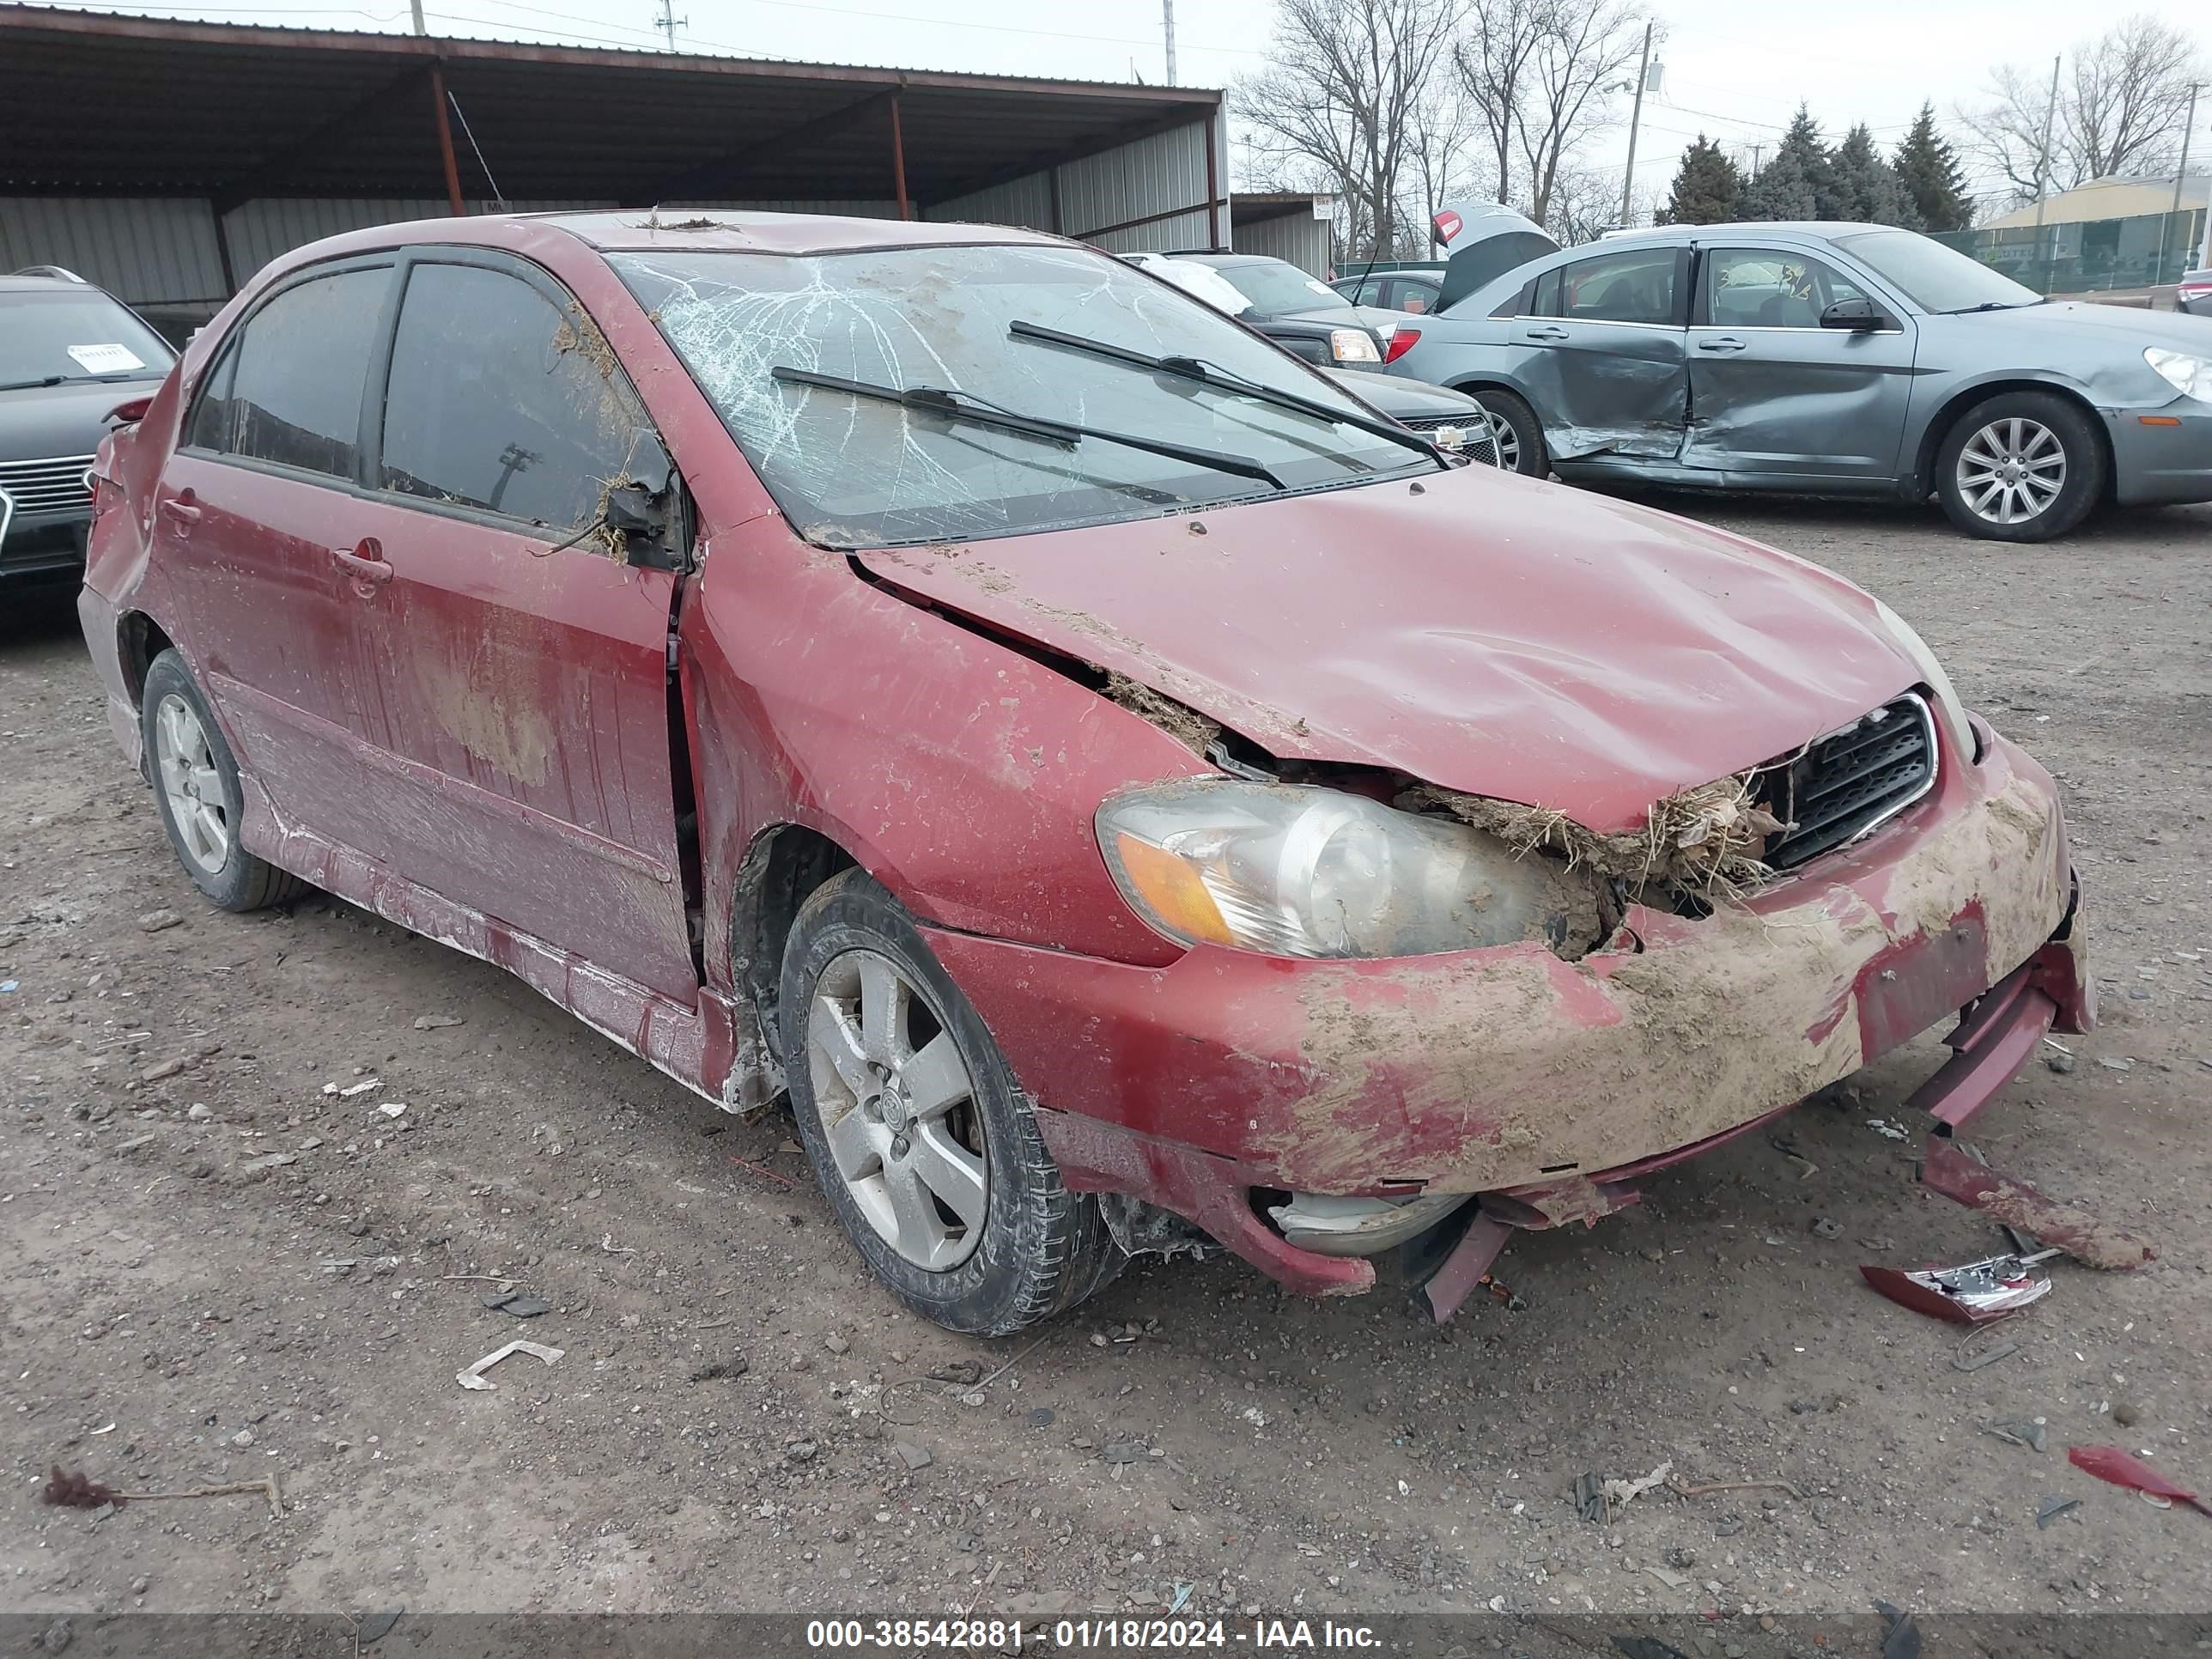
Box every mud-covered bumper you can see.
[926,725,2087,1292]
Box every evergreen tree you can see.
[1892,102,1973,232]
[1741,106,1831,221]
[1657,135,1744,225]
[1830,123,1917,227]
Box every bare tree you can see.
[1958,14,2205,205]
[1449,0,1647,223]
[1235,0,1466,259]
[1402,74,1483,242]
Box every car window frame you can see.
[175,254,403,496]
[1527,244,1691,329]
[362,247,677,542]
[1689,242,1901,332]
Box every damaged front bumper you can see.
[924,727,2090,1299]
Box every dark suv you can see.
[3,268,176,590]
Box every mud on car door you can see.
[336,251,699,1002]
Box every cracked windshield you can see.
[614,242,1426,546]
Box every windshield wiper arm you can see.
[0,375,66,392]
[1008,320,1444,465]
[769,365,1285,489]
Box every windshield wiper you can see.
[769,366,1285,489]
[1008,320,1444,465]
[1946,300,2041,313]
[0,375,66,392]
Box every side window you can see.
[1490,277,1536,319]
[1542,247,1679,325]
[1705,247,1870,328]
[183,347,237,452]
[1391,280,1431,314]
[379,263,659,532]
[226,266,392,479]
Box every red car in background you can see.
[81,212,2098,1334]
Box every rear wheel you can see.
[780,868,1122,1334]
[1935,392,2104,542]
[1460,386,1547,477]
[140,649,307,911]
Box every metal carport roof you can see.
[0,6,1220,214]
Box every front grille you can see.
[0,453,96,518]
[1401,416,1500,467]
[1757,693,1938,869]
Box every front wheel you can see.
[1935,392,2105,542]
[779,869,1122,1334]
[1460,386,1547,477]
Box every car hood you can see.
[857,469,1920,832]
[0,378,149,463]
[1320,367,1479,420]
[1268,305,1370,332]
[1939,299,2212,354]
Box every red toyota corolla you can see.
[80,212,2095,1334]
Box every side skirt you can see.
[234,772,778,1114]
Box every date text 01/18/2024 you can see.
[804,1619,1383,1650]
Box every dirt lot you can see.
[3,493,2209,1638]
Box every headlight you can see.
[1328,327,1382,364]
[1872,599,1974,760]
[2145,347,2212,402]
[1097,779,1593,958]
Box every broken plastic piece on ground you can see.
[456,1338,564,1391]
[1917,1134,2157,1271]
[2067,1445,2212,1517]
[1875,1598,1923,1659]
[1415,1212,1516,1323]
[1601,1461,1674,1511]
[2035,1493,2080,1528]
[1860,1250,2056,1325]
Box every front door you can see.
[344,252,698,1002]
[1510,243,1689,460]
[1680,245,1918,480]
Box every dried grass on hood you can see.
[1104,672,1221,756]
[1401,773,1787,898]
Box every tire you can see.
[140,649,307,912]
[1461,386,1547,477]
[1935,391,2105,542]
[779,868,1122,1334]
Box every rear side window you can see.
[1540,248,1679,325]
[378,263,659,532]
[224,266,391,479]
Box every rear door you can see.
[344,251,698,1001]
[1680,244,1918,480]
[1508,244,1689,460]
[155,258,403,842]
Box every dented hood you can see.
[859,470,1920,833]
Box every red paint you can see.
[78,210,2094,1302]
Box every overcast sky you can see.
[46,0,2212,198]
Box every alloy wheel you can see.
[154,693,229,876]
[1956,416,2066,526]
[1481,408,1521,471]
[805,949,988,1271]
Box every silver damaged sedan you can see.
[1390,216,2212,541]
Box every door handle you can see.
[1697,336,1748,353]
[158,495,201,524]
[331,539,392,586]
[1523,325,1571,342]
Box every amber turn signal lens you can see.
[1111,832,1234,948]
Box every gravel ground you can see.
[3,493,2208,1637]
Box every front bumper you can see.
[2106,396,2212,506]
[927,727,2089,1293]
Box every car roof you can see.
[1577,222,1884,247]
[1165,252,1278,269]
[0,273,103,295]
[538,209,1063,257]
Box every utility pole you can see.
[1617,20,1653,228]
[2164,82,2199,280]
[654,0,686,52]
[2031,53,2059,234]
[1162,0,1176,86]
[408,0,423,33]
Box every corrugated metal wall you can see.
[1234,208,1334,276]
[3,117,1228,305]
[0,197,228,305]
